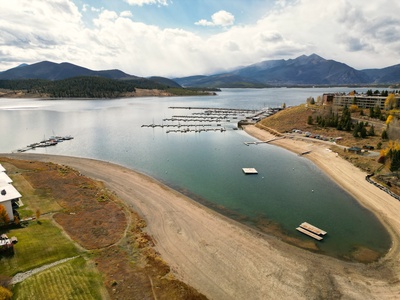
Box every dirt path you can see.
[4,151,400,299]
[11,256,79,284]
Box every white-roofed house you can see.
[0,184,22,221]
[0,172,12,184]
[0,164,5,172]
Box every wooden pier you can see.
[300,222,327,235]
[296,227,323,241]
[166,127,226,133]
[243,137,285,146]
[169,106,257,113]
[296,222,327,241]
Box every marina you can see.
[141,123,214,128]
[166,127,226,133]
[142,106,281,135]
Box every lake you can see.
[0,87,392,260]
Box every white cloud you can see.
[93,10,119,27]
[0,0,400,76]
[123,0,169,6]
[195,10,235,27]
[120,10,133,18]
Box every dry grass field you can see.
[0,157,206,299]
[259,105,389,166]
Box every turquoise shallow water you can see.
[0,88,392,260]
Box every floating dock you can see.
[296,222,327,241]
[242,168,258,174]
[300,222,327,236]
[12,135,74,153]
[296,227,323,241]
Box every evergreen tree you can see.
[390,150,400,172]
[338,105,352,131]
[382,129,388,140]
[353,122,360,137]
[369,107,374,118]
[374,105,382,119]
[368,125,375,136]
[360,126,367,138]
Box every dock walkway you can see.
[243,137,285,146]
[300,222,327,235]
[296,222,327,241]
[296,227,323,241]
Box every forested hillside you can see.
[0,76,175,98]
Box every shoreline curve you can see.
[3,147,400,299]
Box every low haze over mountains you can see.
[1,54,399,88]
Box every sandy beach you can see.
[5,126,400,299]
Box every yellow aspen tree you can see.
[386,114,394,125]
[0,205,10,225]
[385,94,396,110]
[36,208,41,220]
[0,286,12,300]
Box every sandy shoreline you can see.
[4,127,400,299]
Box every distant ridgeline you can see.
[0,76,212,98]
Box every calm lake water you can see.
[0,88,392,260]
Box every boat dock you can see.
[13,135,74,153]
[167,127,226,133]
[296,227,323,241]
[242,168,258,174]
[169,106,257,114]
[141,123,214,128]
[243,137,285,146]
[300,222,327,235]
[296,222,327,241]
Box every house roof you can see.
[0,172,12,184]
[0,164,5,172]
[0,184,21,203]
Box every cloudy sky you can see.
[1,0,399,77]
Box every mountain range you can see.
[1,54,399,88]
[0,61,181,88]
[174,54,400,87]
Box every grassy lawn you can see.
[12,256,106,300]
[0,219,81,277]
